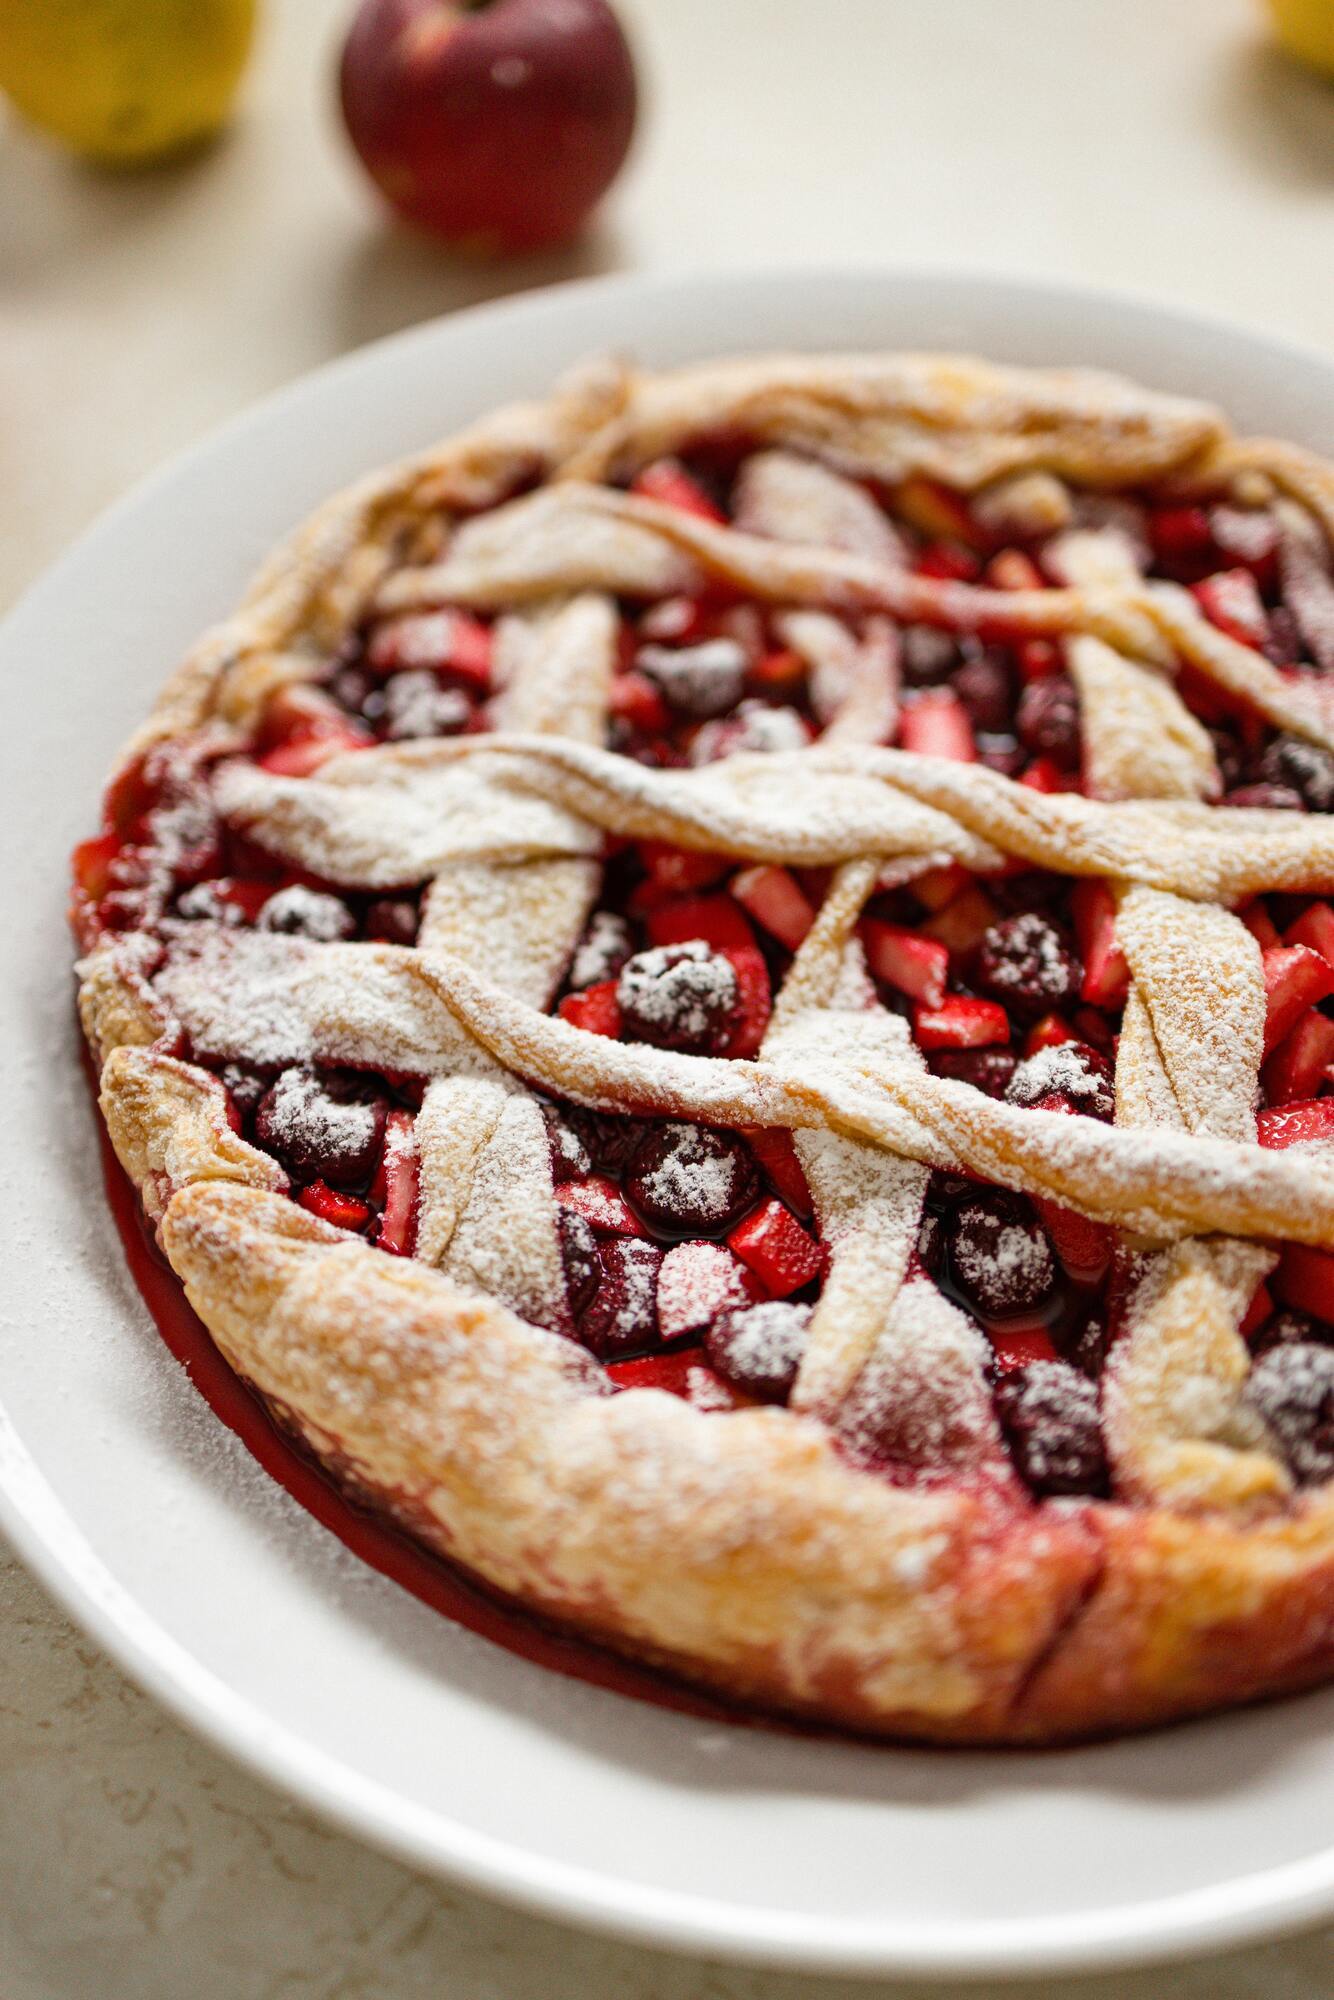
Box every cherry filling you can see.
[222,1059,423,1253]
[1244,1344,1334,1487]
[705,1300,811,1403]
[328,608,494,744]
[994,1362,1109,1498]
[616,944,739,1054]
[73,449,1334,1502]
[253,1069,387,1190]
[71,746,427,956]
[76,746,1334,1495]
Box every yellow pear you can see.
[0,0,258,165]
[1266,0,1334,78]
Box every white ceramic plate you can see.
[3,268,1333,1981]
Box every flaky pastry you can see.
[73,352,1334,1741]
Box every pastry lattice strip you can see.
[85,353,1334,1545]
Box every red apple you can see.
[339,0,638,255]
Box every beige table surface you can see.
[3,1,1334,1992]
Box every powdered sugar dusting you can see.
[714,1299,808,1381]
[634,1122,738,1220]
[689,701,812,764]
[1008,1043,1106,1105]
[83,350,1334,1634]
[257,884,356,942]
[153,925,483,1076]
[569,909,632,990]
[636,639,748,718]
[212,735,1334,905]
[257,1068,379,1164]
[617,943,737,1041]
[839,1278,1003,1476]
[657,1241,754,1341]
[953,1208,1054,1304]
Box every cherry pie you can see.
[73,352,1334,1742]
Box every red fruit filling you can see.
[73,448,1334,1501]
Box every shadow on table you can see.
[0,116,240,286]
[325,217,629,353]
[0,105,629,352]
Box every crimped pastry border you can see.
[79,351,1334,1742]
[156,1181,1334,1744]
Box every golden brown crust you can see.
[157,1181,1333,1743]
[77,350,1334,1743]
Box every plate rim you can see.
[5,260,1334,1979]
[5,1417,1334,1981]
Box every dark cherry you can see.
[994,1361,1109,1497]
[557,1208,601,1316]
[1244,1343,1334,1486]
[1016,675,1081,770]
[617,941,739,1053]
[993,869,1066,916]
[689,701,810,763]
[927,1167,977,1207]
[951,649,1015,732]
[1252,734,1334,813]
[975,733,1026,777]
[916,1209,944,1274]
[1252,1308,1334,1354]
[975,912,1081,1019]
[381,670,472,741]
[635,639,748,718]
[625,1123,759,1237]
[220,1063,268,1120]
[1059,1313,1111,1380]
[1222,782,1305,811]
[568,910,635,991]
[608,722,687,768]
[947,1194,1057,1320]
[330,663,380,718]
[930,1048,1018,1098]
[564,1108,654,1178]
[365,898,420,946]
[1006,1042,1115,1121]
[901,625,961,686]
[704,1300,810,1404]
[542,1103,593,1183]
[254,1067,388,1190]
[1263,606,1303,669]
[171,882,244,926]
[580,1238,664,1359]
[256,885,356,942]
[1207,726,1246,793]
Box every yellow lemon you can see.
[1266,0,1334,78]
[0,0,258,165]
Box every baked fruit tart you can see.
[72,351,1334,1743]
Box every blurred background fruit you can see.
[0,0,258,165]
[1266,0,1334,76]
[339,0,638,255]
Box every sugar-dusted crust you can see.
[154,1181,1333,1743]
[77,351,1334,1742]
